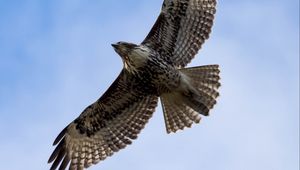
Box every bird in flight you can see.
[48,0,220,169]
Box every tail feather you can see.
[162,94,188,132]
[174,104,194,128]
[198,84,219,98]
[181,94,210,116]
[161,65,220,133]
[161,95,200,133]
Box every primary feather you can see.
[49,0,218,169]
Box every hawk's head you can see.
[112,42,137,59]
[112,41,149,72]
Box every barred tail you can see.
[161,65,221,133]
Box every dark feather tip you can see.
[48,140,65,163]
[53,126,68,146]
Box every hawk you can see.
[48,0,220,169]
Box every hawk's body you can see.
[49,0,220,170]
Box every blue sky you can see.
[0,0,299,170]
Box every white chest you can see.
[125,46,150,72]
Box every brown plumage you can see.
[143,0,216,68]
[49,0,219,169]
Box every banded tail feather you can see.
[161,65,220,133]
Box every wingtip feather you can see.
[48,139,65,163]
[53,126,68,146]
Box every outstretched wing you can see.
[48,70,158,170]
[142,0,217,68]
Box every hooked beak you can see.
[112,44,122,55]
[111,43,118,49]
[112,43,124,58]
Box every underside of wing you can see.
[142,0,217,68]
[48,70,158,170]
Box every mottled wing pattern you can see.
[142,0,217,68]
[48,70,158,170]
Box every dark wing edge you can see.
[48,70,158,170]
[142,0,217,68]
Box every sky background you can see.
[0,0,299,170]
